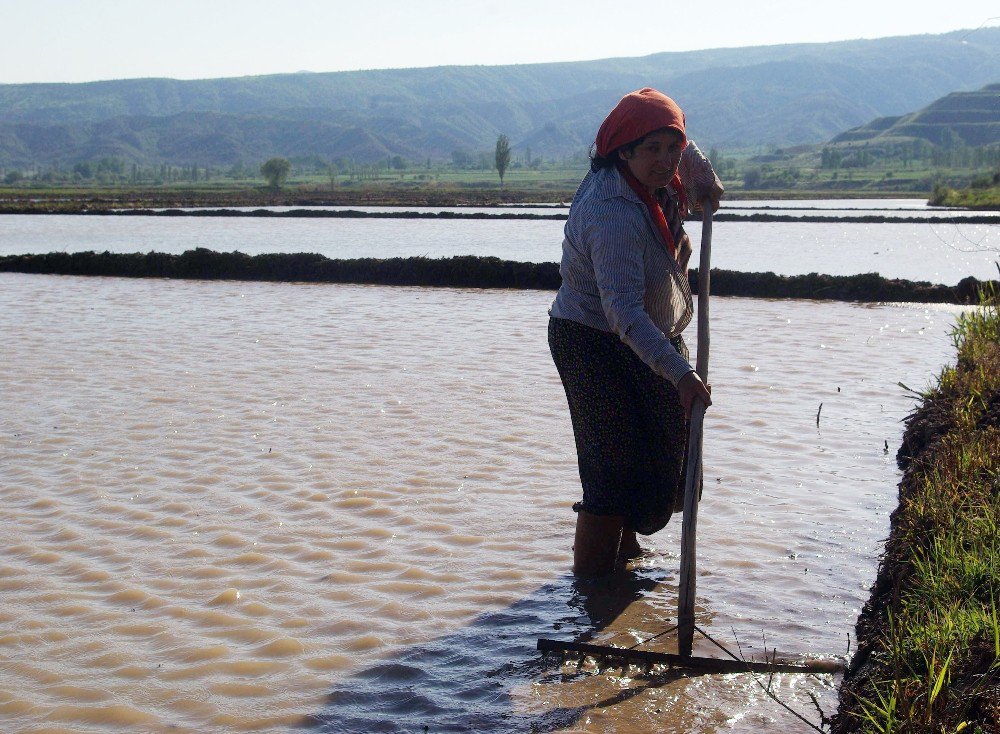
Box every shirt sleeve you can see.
[586,208,694,386]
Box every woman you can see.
[549,88,723,577]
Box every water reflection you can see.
[0,276,961,732]
[306,568,696,734]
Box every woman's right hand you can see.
[679,141,724,213]
[677,370,712,418]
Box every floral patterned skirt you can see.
[548,316,688,535]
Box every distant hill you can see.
[1,27,999,168]
[830,83,1000,147]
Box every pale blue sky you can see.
[1,0,997,84]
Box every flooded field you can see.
[2,198,997,284]
[0,272,966,732]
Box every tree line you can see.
[1,133,546,189]
[4,133,998,194]
[820,140,1000,170]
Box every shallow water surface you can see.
[1,203,997,284]
[0,273,965,732]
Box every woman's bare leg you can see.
[573,510,624,577]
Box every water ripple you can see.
[0,274,967,732]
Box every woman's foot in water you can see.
[572,511,624,577]
[618,530,642,563]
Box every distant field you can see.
[3,159,991,207]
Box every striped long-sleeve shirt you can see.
[549,161,695,386]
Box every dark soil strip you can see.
[1,250,995,304]
[1,207,999,224]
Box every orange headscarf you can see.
[595,88,689,257]
[595,88,687,158]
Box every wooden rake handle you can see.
[678,202,713,658]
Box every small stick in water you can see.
[816,402,823,426]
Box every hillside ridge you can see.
[1,28,998,167]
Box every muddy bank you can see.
[1,250,995,304]
[0,189,572,212]
[2,206,998,225]
[831,304,1000,732]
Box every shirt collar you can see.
[590,166,642,204]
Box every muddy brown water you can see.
[1,273,967,732]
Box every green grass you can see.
[842,282,1000,732]
[4,154,995,205]
[929,184,1000,209]
[3,156,996,208]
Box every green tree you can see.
[260,157,291,189]
[495,134,511,185]
[73,161,93,179]
[743,167,763,189]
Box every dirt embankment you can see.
[2,204,999,225]
[0,188,570,212]
[1,250,996,305]
[831,311,1000,732]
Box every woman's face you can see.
[620,129,684,193]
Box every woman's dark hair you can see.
[589,139,640,171]
[588,126,681,172]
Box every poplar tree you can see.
[495,134,511,185]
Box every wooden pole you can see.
[678,204,713,658]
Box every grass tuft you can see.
[834,280,1000,732]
